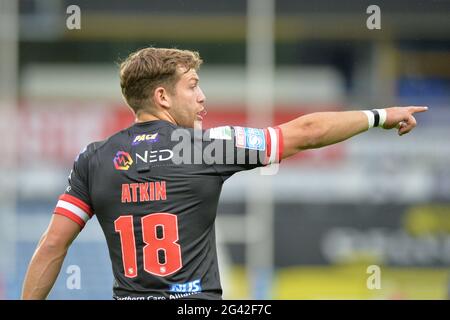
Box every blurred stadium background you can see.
[0,0,449,299]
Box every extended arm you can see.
[21,214,81,299]
[278,106,428,159]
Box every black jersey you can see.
[54,120,282,300]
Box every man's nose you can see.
[198,87,206,103]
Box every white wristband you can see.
[363,110,375,128]
[375,109,387,127]
[363,109,387,128]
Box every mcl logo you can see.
[114,151,133,170]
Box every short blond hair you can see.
[119,47,203,113]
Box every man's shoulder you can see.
[84,126,133,154]
[78,130,125,161]
[85,140,107,153]
[73,140,106,166]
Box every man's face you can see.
[168,67,206,129]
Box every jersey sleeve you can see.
[203,125,283,180]
[53,145,94,229]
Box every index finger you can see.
[407,106,428,114]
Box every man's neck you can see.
[136,111,177,125]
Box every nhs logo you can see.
[169,279,202,293]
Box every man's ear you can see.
[153,86,171,109]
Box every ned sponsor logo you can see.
[135,149,174,164]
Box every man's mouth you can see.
[196,109,207,121]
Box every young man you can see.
[22,48,427,300]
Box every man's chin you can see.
[193,119,203,130]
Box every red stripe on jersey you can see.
[274,126,284,162]
[54,207,86,228]
[264,128,271,164]
[59,194,93,217]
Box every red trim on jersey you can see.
[59,194,93,217]
[264,128,271,164]
[275,126,284,163]
[54,207,86,228]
